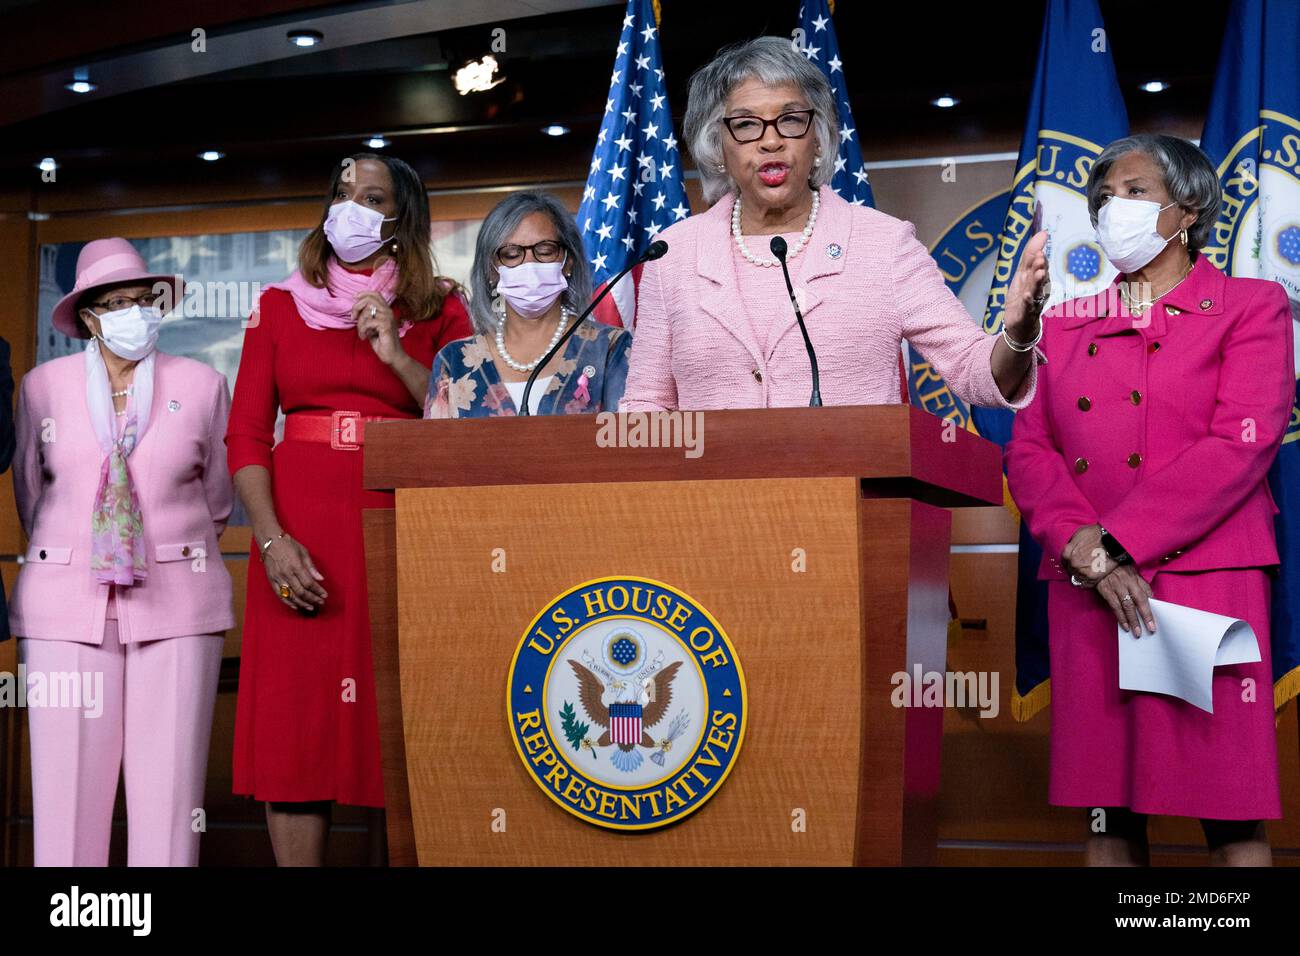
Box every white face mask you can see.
[91,304,163,360]
[495,255,569,319]
[324,199,397,263]
[1095,196,1179,273]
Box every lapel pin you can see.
[826,242,843,260]
[583,365,596,378]
[167,400,180,412]
[1199,299,1213,310]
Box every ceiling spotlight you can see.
[66,79,96,94]
[931,95,959,109]
[365,135,389,149]
[199,150,224,162]
[287,29,324,48]
[454,55,505,95]
[541,125,570,137]
[36,157,57,172]
[1140,80,1169,93]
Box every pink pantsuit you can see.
[1006,256,1294,819]
[11,351,235,864]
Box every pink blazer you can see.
[1006,255,1294,580]
[619,184,1041,411]
[10,351,235,643]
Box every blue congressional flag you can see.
[973,0,1129,720]
[576,0,689,329]
[1200,0,1300,709]
[795,0,874,207]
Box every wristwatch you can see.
[1098,527,1131,565]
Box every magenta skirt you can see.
[1047,567,1281,820]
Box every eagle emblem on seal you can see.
[563,627,688,772]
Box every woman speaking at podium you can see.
[620,36,1046,412]
[226,153,470,865]
[1007,135,1293,866]
[424,191,630,418]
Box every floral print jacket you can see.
[423,319,631,418]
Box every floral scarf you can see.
[85,340,153,585]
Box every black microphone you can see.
[519,239,669,416]
[770,235,822,407]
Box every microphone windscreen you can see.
[643,239,669,261]
[769,235,788,260]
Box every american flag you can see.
[609,702,644,745]
[796,0,875,207]
[797,0,904,402]
[576,0,689,330]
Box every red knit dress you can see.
[225,275,470,806]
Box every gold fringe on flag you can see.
[652,0,661,27]
[1275,664,1300,717]
[1011,678,1051,722]
[828,0,835,13]
[1001,475,1020,523]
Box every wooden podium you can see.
[362,405,1001,866]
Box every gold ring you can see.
[279,583,291,599]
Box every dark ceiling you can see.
[3,0,1230,208]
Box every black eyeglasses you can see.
[721,109,815,144]
[88,292,160,312]
[496,241,566,266]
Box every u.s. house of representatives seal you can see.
[507,576,747,831]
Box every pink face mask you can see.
[494,254,570,319]
[324,200,397,263]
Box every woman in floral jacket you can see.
[425,191,630,418]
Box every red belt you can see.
[283,410,405,450]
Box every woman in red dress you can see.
[226,153,470,865]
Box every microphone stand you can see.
[769,235,822,407]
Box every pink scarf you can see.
[267,257,413,336]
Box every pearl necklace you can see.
[496,307,573,373]
[731,189,820,267]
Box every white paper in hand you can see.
[1117,598,1261,714]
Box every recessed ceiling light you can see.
[199,150,224,162]
[287,29,324,48]
[1140,80,1169,93]
[931,95,959,109]
[66,80,96,94]
[365,136,389,149]
[36,157,57,172]
[541,125,570,137]
[454,55,505,95]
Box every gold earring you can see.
[1180,229,1188,246]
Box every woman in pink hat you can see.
[12,237,235,866]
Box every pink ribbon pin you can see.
[574,372,591,404]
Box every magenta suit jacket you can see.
[1006,255,1294,580]
[10,351,235,643]
[620,184,1042,411]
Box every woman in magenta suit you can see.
[1006,135,1294,866]
[621,37,1049,412]
[226,153,471,865]
[12,237,234,866]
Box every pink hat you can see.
[51,238,180,339]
